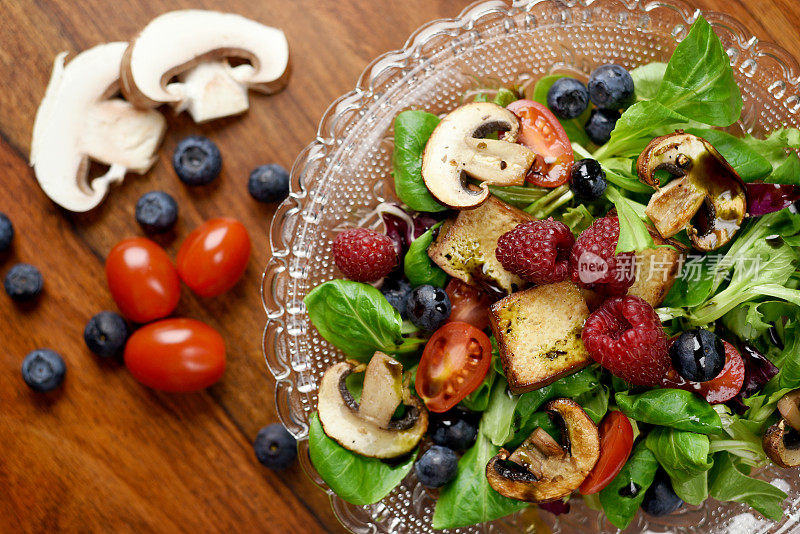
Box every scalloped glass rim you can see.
[261,0,800,532]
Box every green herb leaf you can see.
[661,254,716,308]
[655,16,743,126]
[604,186,655,253]
[308,413,417,506]
[630,62,667,101]
[709,452,787,521]
[684,127,772,181]
[576,385,610,424]
[599,442,659,529]
[433,431,527,529]
[645,428,713,505]
[593,100,688,160]
[482,378,520,447]
[460,365,497,412]
[615,389,723,434]
[487,185,548,208]
[404,222,447,287]
[531,74,592,146]
[493,87,518,107]
[392,110,446,212]
[560,204,595,235]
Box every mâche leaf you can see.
[615,389,723,434]
[685,127,772,182]
[599,442,659,529]
[630,62,667,101]
[645,427,713,504]
[392,110,447,212]
[709,452,787,521]
[404,222,447,287]
[604,186,655,253]
[593,100,688,159]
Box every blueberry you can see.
[547,77,590,119]
[406,285,451,331]
[641,470,683,517]
[585,108,621,145]
[248,164,290,203]
[172,136,222,185]
[570,159,607,200]
[84,311,130,358]
[21,349,66,392]
[670,329,726,382]
[0,212,14,252]
[588,64,634,110]
[414,445,458,488]
[254,423,297,470]
[5,263,43,301]
[430,408,478,451]
[135,191,178,233]
[382,279,413,317]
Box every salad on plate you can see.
[303,15,800,530]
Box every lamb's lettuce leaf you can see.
[709,452,787,521]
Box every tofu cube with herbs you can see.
[427,196,532,295]
[627,229,684,307]
[489,281,591,394]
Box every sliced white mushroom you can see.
[121,10,290,123]
[421,103,536,210]
[30,43,166,212]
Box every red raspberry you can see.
[569,216,635,297]
[582,295,669,387]
[495,218,574,285]
[333,228,398,282]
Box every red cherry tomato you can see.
[176,218,251,297]
[579,411,634,495]
[506,99,574,187]
[105,237,180,323]
[445,279,493,331]
[124,318,226,392]
[415,322,492,413]
[662,339,745,404]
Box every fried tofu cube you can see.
[628,231,684,307]
[489,281,591,394]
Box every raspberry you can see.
[569,216,635,297]
[582,295,669,386]
[333,228,398,282]
[495,218,574,285]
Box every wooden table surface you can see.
[1,1,798,532]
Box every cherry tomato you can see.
[506,99,574,187]
[579,411,634,495]
[445,279,493,331]
[105,237,180,323]
[124,318,226,392]
[662,339,745,404]
[176,218,251,297]
[415,322,492,412]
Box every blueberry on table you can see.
[254,423,297,470]
[84,311,130,358]
[546,77,590,119]
[135,191,178,234]
[670,329,726,382]
[248,164,290,203]
[381,279,413,318]
[430,408,478,451]
[4,263,43,301]
[406,284,451,331]
[21,349,66,392]
[641,470,683,517]
[414,445,458,488]
[570,159,607,200]
[588,64,634,110]
[0,212,14,252]
[585,108,621,145]
[172,136,222,185]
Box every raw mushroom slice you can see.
[421,103,536,210]
[778,390,800,431]
[30,43,166,212]
[121,10,290,123]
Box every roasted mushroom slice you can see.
[778,390,800,431]
[317,352,428,459]
[422,103,536,210]
[637,132,747,251]
[486,399,599,502]
[763,419,800,468]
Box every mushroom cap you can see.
[121,10,290,109]
[30,43,166,212]
[421,103,535,210]
[763,419,800,468]
[778,390,800,431]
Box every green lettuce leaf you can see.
[709,452,787,521]
[392,110,446,212]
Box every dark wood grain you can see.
[0,1,797,533]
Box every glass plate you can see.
[261,1,800,532]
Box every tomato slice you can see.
[579,411,634,495]
[505,99,574,188]
[445,279,493,331]
[415,322,492,412]
[662,339,745,404]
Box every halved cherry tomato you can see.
[506,99,574,187]
[445,279,493,331]
[176,218,251,297]
[415,322,492,412]
[105,237,181,323]
[579,411,634,495]
[662,339,745,404]
[124,318,226,392]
